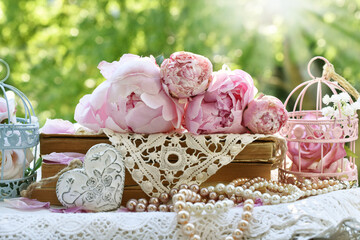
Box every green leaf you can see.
[24,157,42,177]
[155,55,165,66]
[345,145,358,158]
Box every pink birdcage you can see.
[279,56,359,185]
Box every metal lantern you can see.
[0,59,39,200]
[279,56,358,185]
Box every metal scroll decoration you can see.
[56,144,125,212]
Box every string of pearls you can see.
[126,178,350,239]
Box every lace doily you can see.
[104,129,286,197]
[1,188,360,239]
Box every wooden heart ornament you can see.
[56,144,125,212]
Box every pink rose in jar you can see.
[287,113,346,172]
[74,54,182,133]
[184,67,257,134]
[0,97,16,123]
[243,95,288,134]
[160,51,212,98]
[0,149,33,180]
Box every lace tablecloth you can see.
[1,188,360,240]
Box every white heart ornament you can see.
[56,144,125,212]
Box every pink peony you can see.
[40,119,76,134]
[0,97,16,123]
[160,51,212,98]
[287,113,346,172]
[184,68,257,134]
[243,95,288,134]
[0,149,33,179]
[74,54,182,134]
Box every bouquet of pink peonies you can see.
[75,51,288,135]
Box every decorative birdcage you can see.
[279,56,359,185]
[0,59,39,200]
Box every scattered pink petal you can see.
[4,197,50,210]
[42,152,85,165]
[50,206,91,213]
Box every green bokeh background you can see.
[0,0,360,174]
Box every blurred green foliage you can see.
[0,0,360,125]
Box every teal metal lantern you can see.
[0,59,39,200]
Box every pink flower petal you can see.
[4,197,50,210]
[42,152,85,165]
[40,119,76,134]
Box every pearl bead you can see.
[225,184,235,196]
[288,195,295,202]
[179,184,189,189]
[278,186,284,192]
[253,191,262,199]
[179,189,189,197]
[305,190,311,196]
[253,183,259,189]
[185,202,193,211]
[237,219,249,231]
[177,210,190,224]
[174,201,186,213]
[126,199,138,211]
[334,184,340,191]
[159,193,170,203]
[218,194,226,201]
[271,194,280,204]
[190,235,201,240]
[322,188,328,194]
[216,183,226,194]
[204,203,215,214]
[242,210,252,221]
[311,189,317,196]
[200,188,209,197]
[209,192,218,200]
[173,193,186,202]
[243,189,252,198]
[168,205,174,212]
[304,179,312,185]
[135,203,146,212]
[280,196,288,203]
[159,204,168,212]
[147,204,157,212]
[328,186,334,192]
[232,229,244,239]
[244,199,254,205]
[259,182,264,188]
[208,186,215,192]
[234,187,244,197]
[262,193,271,204]
[149,197,160,206]
[225,236,234,240]
[190,184,200,193]
[243,203,254,212]
[317,189,323,195]
[329,179,335,186]
[169,188,178,197]
[193,202,204,215]
[249,186,255,192]
[138,198,148,206]
[215,201,224,212]
[182,223,195,236]
[312,183,318,189]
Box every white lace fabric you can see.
[1,188,360,239]
[104,129,286,197]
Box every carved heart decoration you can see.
[56,144,125,212]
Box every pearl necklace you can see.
[126,178,349,239]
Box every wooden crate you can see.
[32,133,276,206]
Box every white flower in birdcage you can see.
[0,59,40,200]
[279,56,359,185]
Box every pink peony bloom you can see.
[0,149,33,179]
[0,97,16,123]
[287,113,346,172]
[74,54,182,133]
[160,51,212,98]
[40,119,76,134]
[184,68,257,134]
[243,95,288,134]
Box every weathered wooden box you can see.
[32,133,282,206]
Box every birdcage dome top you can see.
[280,56,359,143]
[0,59,39,150]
